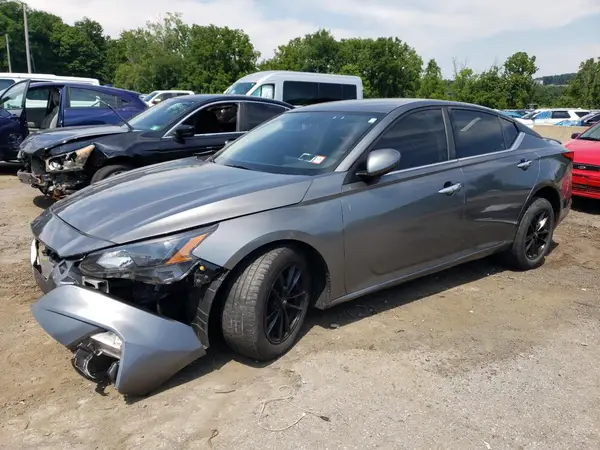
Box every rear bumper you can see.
[31,285,205,396]
[573,171,600,200]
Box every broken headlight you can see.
[79,226,217,284]
[45,144,95,173]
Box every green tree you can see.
[260,29,340,73]
[418,59,446,99]
[183,24,259,93]
[503,51,538,108]
[562,58,600,109]
[471,65,506,108]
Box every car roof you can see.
[177,94,292,108]
[30,81,140,96]
[291,98,501,114]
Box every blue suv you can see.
[0,80,147,161]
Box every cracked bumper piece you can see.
[31,285,205,396]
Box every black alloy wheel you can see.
[263,264,309,345]
[525,211,551,260]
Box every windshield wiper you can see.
[95,96,134,131]
[223,163,251,170]
[578,136,600,141]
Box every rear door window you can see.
[451,109,506,158]
[183,102,239,134]
[500,117,520,148]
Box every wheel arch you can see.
[202,236,332,348]
[527,183,562,226]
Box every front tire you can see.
[222,247,311,360]
[90,163,134,183]
[504,197,555,270]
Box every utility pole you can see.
[5,34,12,72]
[23,3,32,73]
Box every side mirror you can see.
[152,98,162,104]
[174,124,195,139]
[357,148,400,181]
[571,132,581,139]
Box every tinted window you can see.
[283,81,318,105]
[282,81,357,105]
[67,88,120,108]
[183,102,238,134]
[574,111,590,118]
[0,78,15,90]
[343,84,357,99]
[373,109,448,170]
[213,111,383,175]
[318,83,343,102]
[551,110,570,119]
[451,110,506,158]
[500,117,519,148]
[241,102,288,131]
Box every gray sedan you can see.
[29,99,573,395]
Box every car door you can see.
[549,110,570,125]
[450,108,540,253]
[0,79,30,161]
[158,101,244,162]
[341,107,466,295]
[63,86,116,126]
[533,110,551,125]
[238,101,290,132]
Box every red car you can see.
[564,123,600,199]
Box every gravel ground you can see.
[0,163,599,450]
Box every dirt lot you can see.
[0,163,599,450]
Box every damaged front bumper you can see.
[31,284,206,396]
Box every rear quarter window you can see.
[500,118,519,148]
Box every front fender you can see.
[194,175,347,303]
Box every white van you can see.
[224,71,363,106]
[144,90,195,106]
[0,73,100,92]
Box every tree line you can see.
[1,1,599,109]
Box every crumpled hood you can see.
[51,158,312,244]
[20,125,129,155]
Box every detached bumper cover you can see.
[31,285,205,396]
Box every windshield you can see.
[126,98,198,131]
[0,78,15,91]
[224,81,256,95]
[579,122,600,141]
[213,111,384,175]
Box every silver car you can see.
[30,99,573,395]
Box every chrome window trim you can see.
[162,99,289,138]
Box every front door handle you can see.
[438,182,462,196]
[517,159,533,170]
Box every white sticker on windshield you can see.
[368,118,378,123]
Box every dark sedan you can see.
[28,99,572,395]
[17,94,292,198]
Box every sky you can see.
[26,0,600,78]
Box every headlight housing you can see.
[45,144,95,173]
[79,226,217,284]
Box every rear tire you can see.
[90,163,134,183]
[503,197,555,270]
[221,247,311,360]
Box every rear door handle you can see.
[438,182,462,196]
[517,159,533,170]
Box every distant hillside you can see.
[535,73,576,86]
